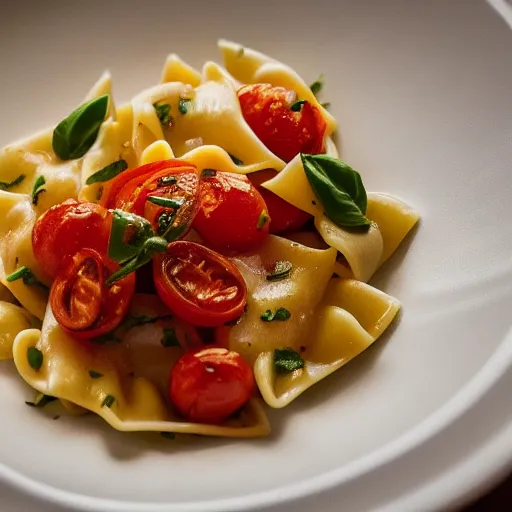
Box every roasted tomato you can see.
[193,170,270,252]
[50,248,135,339]
[102,159,199,239]
[32,199,112,279]
[170,346,254,424]
[248,169,311,233]
[238,84,327,163]
[153,241,247,327]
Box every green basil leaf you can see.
[257,209,269,230]
[178,98,192,115]
[301,153,370,230]
[27,346,43,371]
[6,265,48,290]
[290,100,307,112]
[52,94,109,160]
[310,74,324,96]
[0,174,25,191]
[161,328,180,347]
[86,159,128,185]
[106,236,168,286]
[101,394,116,408]
[31,175,46,206]
[147,196,185,209]
[108,210,155,264]
[154,103,172,125]
[260,307,291,322]
[266,261,292,281]
[274,348,305,373]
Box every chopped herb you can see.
[160,431,176,439]
[154,103,172,125]
[228,153,243,166]
[237,47,245,58]
[147,196,185,209]
[6,266,48,290]
[88,370,103,379]
[266,261,292,281]
[321,102,330,110]
[92,331,120,344]
[290,100,307,112]
[310,74,324,96]
[0,174,25,191]
[301,153,370,230]
[96,186,104,201]
[27,346,43,371]
[257,209,269,230]
[161,328,180,347]
[52,94,109,160]
[86,159,128,185]
[157,211,175,236]
[178,98,192,115]
[157,176,177,187]
[274,348,305,373]
[31,175,46,205]
[25,392,57,408]
[101,394,116,408]
[260,307,291,322]
[201,168,217,178]
[312,200,317,205]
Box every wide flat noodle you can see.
[254,279,400,408]
[160,54,202,87]
[131,78,284,173]
[218,39,337,138]
[12,294,270,438]
[0,301,38,360]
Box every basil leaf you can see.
[147,196,185,209]
[0,174,25,191]
[178,98,192,115]
[101,394,116,408]
[154,103,172,125]
[27,346,43,371]
[290,100,307,112]
[266,261,292,281]
[161,328,180,347]
[88,370,103,379]
[106,236,168,286]
[257,209,269,230]
[108,210,155,264]
[86,159,128,185]
[274,348,305,373]
[52,94,109,160]
[25,392,57,408]
[6,266,48,290]
[31,175,46,205]
[310,74,324,96]
[260,307,291,322]
[228,153,243,166]
[301,153,370,230]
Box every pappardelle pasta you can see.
[0,40,419,438]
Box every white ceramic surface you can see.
[1,0,512,510]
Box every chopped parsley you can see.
[0,174,25,191]
[178,98,192,115]
[5,266,48,290]
[154,103,172,125]
[266,261,292,281]
[161,328,180,347]
[27,346,43,371]
[290,100,307,112]
[274,348,305,373]
[101,394,116,408]
[260,307,291,322]
[31,175,46,205]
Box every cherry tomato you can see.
[153,241,247,327]
[32,199,112,279]
[50,248,135,339]
[102,159,199,240]
[248,169,311,233]
[193,171,270,252]
[169,346,255,424]
[238,84,327,163]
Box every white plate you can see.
[1,0,512,510]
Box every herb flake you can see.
[274,348,305,373]
[266,261,292,281]
[25,392,57,408]
[31,175,46,205]
[27,346,43,371]
[147,196,185,209]
[154,103,172,125]
[260,307,291,322]
[88,370,103,379]
[228,153,243,166]
[201,168,217,178]
[161,328,180,347]
[0,174,25,191]
[101,394,116,408]
[6,266,48,290]
[86,159,128,185]
[178,98,192,115]
[310,74,324,96]
[290,100,307,112]
[257,209,269,230]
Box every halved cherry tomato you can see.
[153,241,247,327]
[169,346,254,424]
[102,159,199,239]
[238,83,327,163]
[50,248,135,339]
[248,169,311,234]
[32,199,112,279]
[193,171,270,252]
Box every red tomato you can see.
[248,169,311,233]
[153,241,247,327]
[32,199,112,279]
[50,248,135,339]
[193,171,270,252]
[238,84,327,163]
[102,159,199,239]
[169,346,255,423]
